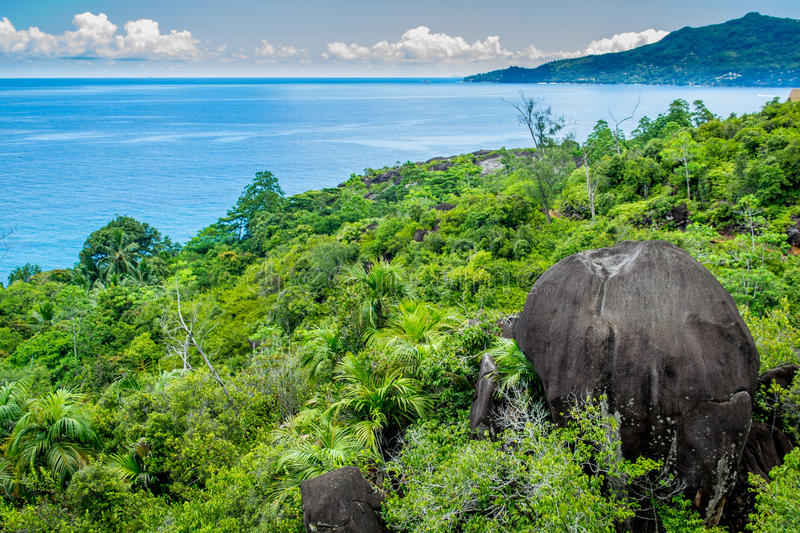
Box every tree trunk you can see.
[682,146,691,203]
[583,152,595,221]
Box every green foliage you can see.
[340,259,412,329]
[1,96,800,532]
[331,353,431,455]
[8,389,96,484]
[7,263,42,286]
[748,448,800,532]
[742,298,800,371]
[383,395,656,533]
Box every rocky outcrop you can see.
[667,203,689,229]
[758,363,799,391]
[720,421,795,531]
[786,219,800,247]
[469,354,497,439]
[514,240,760,522]
[299,466,384,533]
[362,168,402,188]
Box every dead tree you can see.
[161,284,235,409]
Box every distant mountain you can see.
[464,12,800,86]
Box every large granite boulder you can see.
[299,466,383,533]
[515,240,759,522]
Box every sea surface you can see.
[0,78,789,280]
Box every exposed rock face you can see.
[299,466,384,533]
[758,363,799,391]
[515,240,759,521]
[469,354,497,439]
[786,219,800,247]
[496,315,517,339]
[667,203,689,229]
[720,421,795,531]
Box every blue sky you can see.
[1,1,799,76]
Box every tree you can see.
[507,145,574,223]
[7,263,41,286]
[372,299,453,367]
[8,389,96,483]
[160,285,235,410]
[482,338,539,397]
[301,323,345,380]
[664,128,698,202]
[582,120,616,220]
[269,409,365,497]
[80,216,168,273]
[505,94,570,222]
[607,93,640,155]
[341,259,412,329]
[98,230,141,279]
[223,170,285,241]
[30,301,56,332]
[330,354,430,456]
[691,100,717,126]
[0,378,31,437]
[109,438,154,488]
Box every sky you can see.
[1,1,799,77]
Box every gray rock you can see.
[514,240,759,521]
[786,220,800,247]
[300,466,383,533]
[469,353,497,439]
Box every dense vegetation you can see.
[1,95,799,532]
[464,13,800,86]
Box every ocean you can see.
[0,78,788,280]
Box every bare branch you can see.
[161,282,236,410]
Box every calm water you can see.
[0,78,788,279]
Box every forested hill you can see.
[464,12,800,86]
[1,97,800,532]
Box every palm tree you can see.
[30,301,56,332]
[8,389,97,483]
[98,230,141,279]
[269,409,364,498]
[109,438,153,488]
[371,299,454,367]
[341,259,412,329]
[0,378,31,436]
[482,337,540,396]
[72,257,104,291]
[301,323,345,379]
[330,354,430,456]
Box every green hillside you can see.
[1,97,800,531]
[465,12,800,86]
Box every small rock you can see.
[300,467,384,533]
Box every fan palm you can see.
[301,323,345,379]
[482,337,540,396]
[269,409,364,498]
[330,354,430,456]
[341,259,412,329]
[371,299,454,367]
[109,438,153,488]
[8,389,97,483]
[0,378,31,436]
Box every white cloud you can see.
[325,26,669,67]
[0,17,58,54]
[582,29,668,56]
[0,12,200,60]
[254,40,300,58]
[327,26,512,63]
